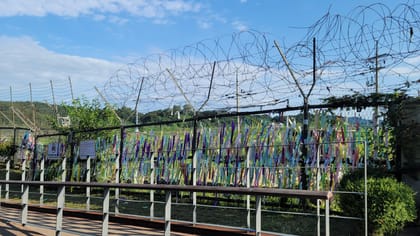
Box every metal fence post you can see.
[246,145,254,230]
[86,156,91,211]
[192,151,197,225]
[364,140,368,236]
[5,158,10,200]
[21,183,29,225]
[316,144,321,236]
[150,153,155,219]
[56,185,65,235]
[256,195,261,236]
[115,127,124,215]
[325,198,330,236]
[165,191,171,236]
[102,187,110,236]
[61,156,66,182]
[40,153,45,205]
[21,156,27,193]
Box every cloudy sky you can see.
[0,0,406,105]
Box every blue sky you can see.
[0,0,414,108]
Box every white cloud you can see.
[0,36,123,103]
[0,0,202,22]
[197,20,211,29]
[108,15,129,25]
[232,20,248,31]
[240,0,247,3]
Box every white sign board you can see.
[47,142,61,160]
[79,140,96,160]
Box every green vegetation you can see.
[0,141,17,157]
[338,170,417,235]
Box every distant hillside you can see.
[0,101,59,129]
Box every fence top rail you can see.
[0,127,30,130]
[0,180,332,200]
[34,100,388,138]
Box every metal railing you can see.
[0,180,333,236]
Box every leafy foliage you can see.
[338,170,417,235]
[51,97,121,132]
[0,141,17,157]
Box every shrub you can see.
[0,141,17,157]
[338,170,417,235]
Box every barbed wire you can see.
[102,1,420,113]
[1,2,419,119]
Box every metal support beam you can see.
[102,187,110,236]
[165,191,172,236]
[21,184,29,225]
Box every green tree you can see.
[50,97,121,133]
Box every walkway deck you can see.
[1,206,191,235]
[0,203,271,236]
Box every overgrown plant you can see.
[338,170,416,235]
[0,141,17,157]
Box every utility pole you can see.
[236,70,240,134]
[68,76,74,101]
[374,40,379,159]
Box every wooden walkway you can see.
[1,206,192,236]
[0,203,271,236]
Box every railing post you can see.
[192,151,197,225]
[21,156,27,193]
[255,195,262,236]
[61,156,66,182]
[164,191,171,236]
[56,185,65,236]
[86,156,91,211]
[102,187,110,236]
[325,198,330,236]
[246,145,254,230]
[150,153,155,219]
[364,140,368,236]
[5,158,10,200]
[40,153,45,205]
[21,183,29,226]
[115,127,124,215]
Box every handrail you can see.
[0,180,333,200]
[0,180,332,236]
